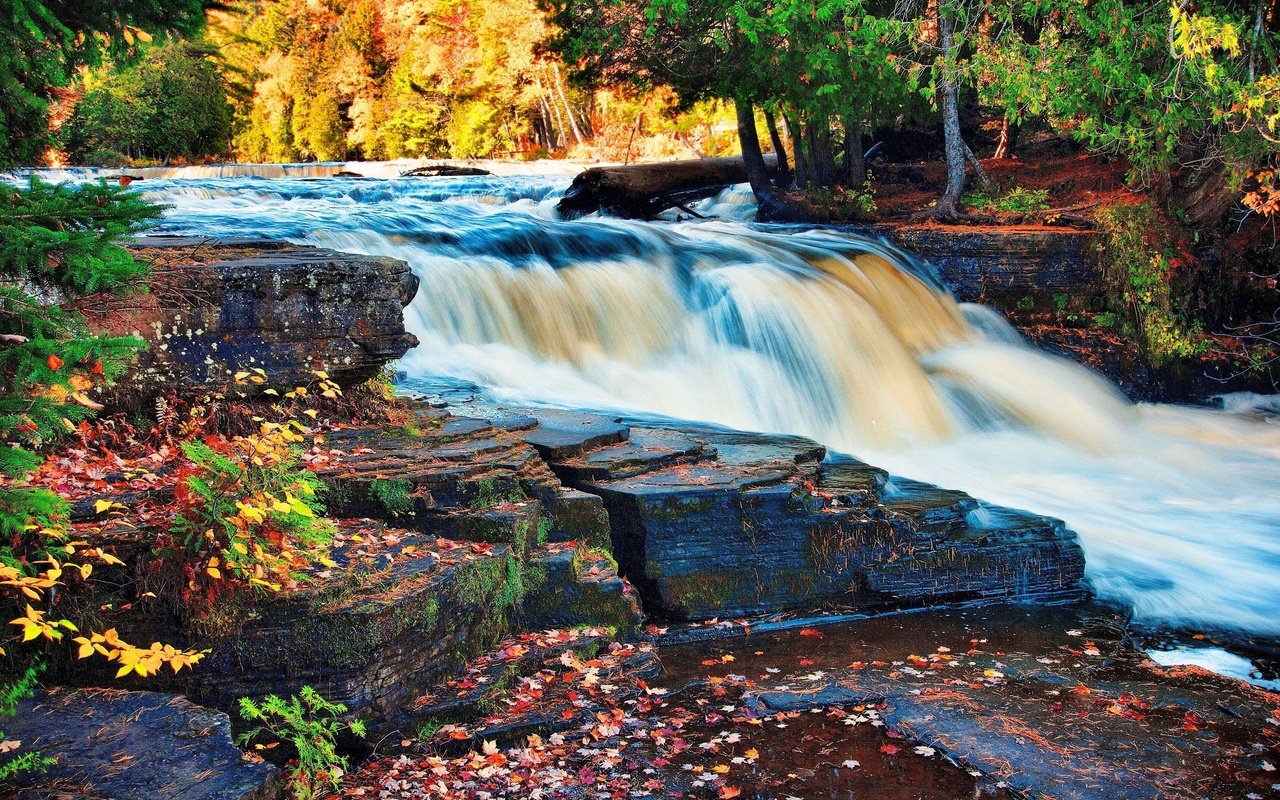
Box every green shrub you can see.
[963,186,1050,213]
[0,665,55,780]
[237,687,366,800]
[1096,203,1210,367]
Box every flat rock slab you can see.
[751,684,883,712]
[2,688,281,800]
[515,409,630,459]
[658,604,1280,800]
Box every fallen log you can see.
[557,155,778,219]
[401,164,493,177]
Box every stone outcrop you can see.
[485,405,1088,621]
[49,391,1084,745]
[57,405,643,736]
[3,688,282,800]
[854,224,1101,302]
[97,237,419,394]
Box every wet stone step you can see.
[818,454,891,504]
[2,688,283,800]
[515,409,630,459]
[880,477,981,532]
[551,431,714,481]
[679,427,826,467]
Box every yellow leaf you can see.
[303,409,319,419]
[70,392,104,411]
[94,500,115,514]
[206,567,223,580]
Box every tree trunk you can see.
[807,120,838,187]
[540,84,566,150]
[765,112,790,181]
[552,63,587,148]
[556,154,780,219]
[993,118,1018,159]
[735,97,789,220]
[933,7,968,220]
[843,122,865,187]
[785,114,810,187]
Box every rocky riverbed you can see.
[5,238,1277,800]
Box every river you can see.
[27,164,1280,645]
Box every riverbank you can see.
[5,183,1278,800]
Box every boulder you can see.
[1,688,282,800]
[96,237,419,395]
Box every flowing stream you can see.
[30,165,1280,641]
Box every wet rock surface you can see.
[3,688,282,800]
[658,603,1280,800]
[96,237,419,393]
[853,224,1101,302]
[476,403,1087,621]
[53,404,645,737]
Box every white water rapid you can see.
[31,165,1280,638]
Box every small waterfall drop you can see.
[30,165,1279,638]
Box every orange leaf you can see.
[48,354,63,371]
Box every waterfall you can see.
[33,167,1280,637]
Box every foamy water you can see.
[21,164,1280,639]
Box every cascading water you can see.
[34,165,1280,638]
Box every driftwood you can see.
[557,155,779,219]
[401,165,493,178]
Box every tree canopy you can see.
[0,0,215,167]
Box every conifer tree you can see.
[0,0,213,167]
[0,179,161,778]
[0,178,159,529]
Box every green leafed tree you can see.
[0,0,216,168]
[64,39,234,165]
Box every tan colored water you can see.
[45,168,1277,637]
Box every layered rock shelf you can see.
[854,224,1101,302]
[495,407,1088,621]
[97,237,420,394]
